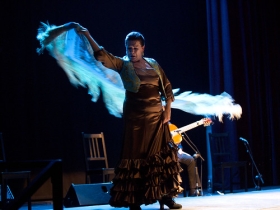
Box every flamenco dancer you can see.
[37,22,242,209]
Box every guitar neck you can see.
[171,121,203,135]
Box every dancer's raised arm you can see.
[75,24,101,52]
[37,22,101,53]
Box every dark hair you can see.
[125,31,145,46]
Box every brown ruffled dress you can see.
[94,49,182,207]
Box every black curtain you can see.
[0,0,279,200]
[0,0,209,199]
[207,0,280,186]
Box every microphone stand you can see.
[181,132,204,196]
[241,138,264,190]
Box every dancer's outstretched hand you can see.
[63,22,89,35]
[63,22,80,30]
[76,25,89,35]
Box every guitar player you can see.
[168,119,212,197]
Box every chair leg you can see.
[183,191,187,197]
[212,169,215,194]
[27,176,31,210]
[222,167,225,193]
[230,168,233,193]
[1,180,7,209]
[244,165,248,192]
[28,200,31,210]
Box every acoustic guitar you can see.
[169,118,212,144]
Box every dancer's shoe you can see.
[159,197,182,210]
[129,204,141,210]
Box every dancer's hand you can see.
[162,100,171,124]
[63,22,80,30]
[63,22,89,35]
[162,108,171,124]
[63,22,100,51]
[76,25,89,35]
[178,148,183,154]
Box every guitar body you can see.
[169,123,182,144]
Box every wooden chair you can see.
[208,132,247,193]
[0,133,31,210]
[82,132,114,183]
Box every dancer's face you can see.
[126,40,145,63]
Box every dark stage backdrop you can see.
[206,0,280,189]
[0,0,209,199]
[0,0,279,200]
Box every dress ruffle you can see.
[109,141,183,207]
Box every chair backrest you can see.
[208,132,232,163]
[82,132,109,170]
[0,132,7,162]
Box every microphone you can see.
[239,137,248,143]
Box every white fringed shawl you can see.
[37,23,242,121]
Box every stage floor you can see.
[20,186,280,210]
